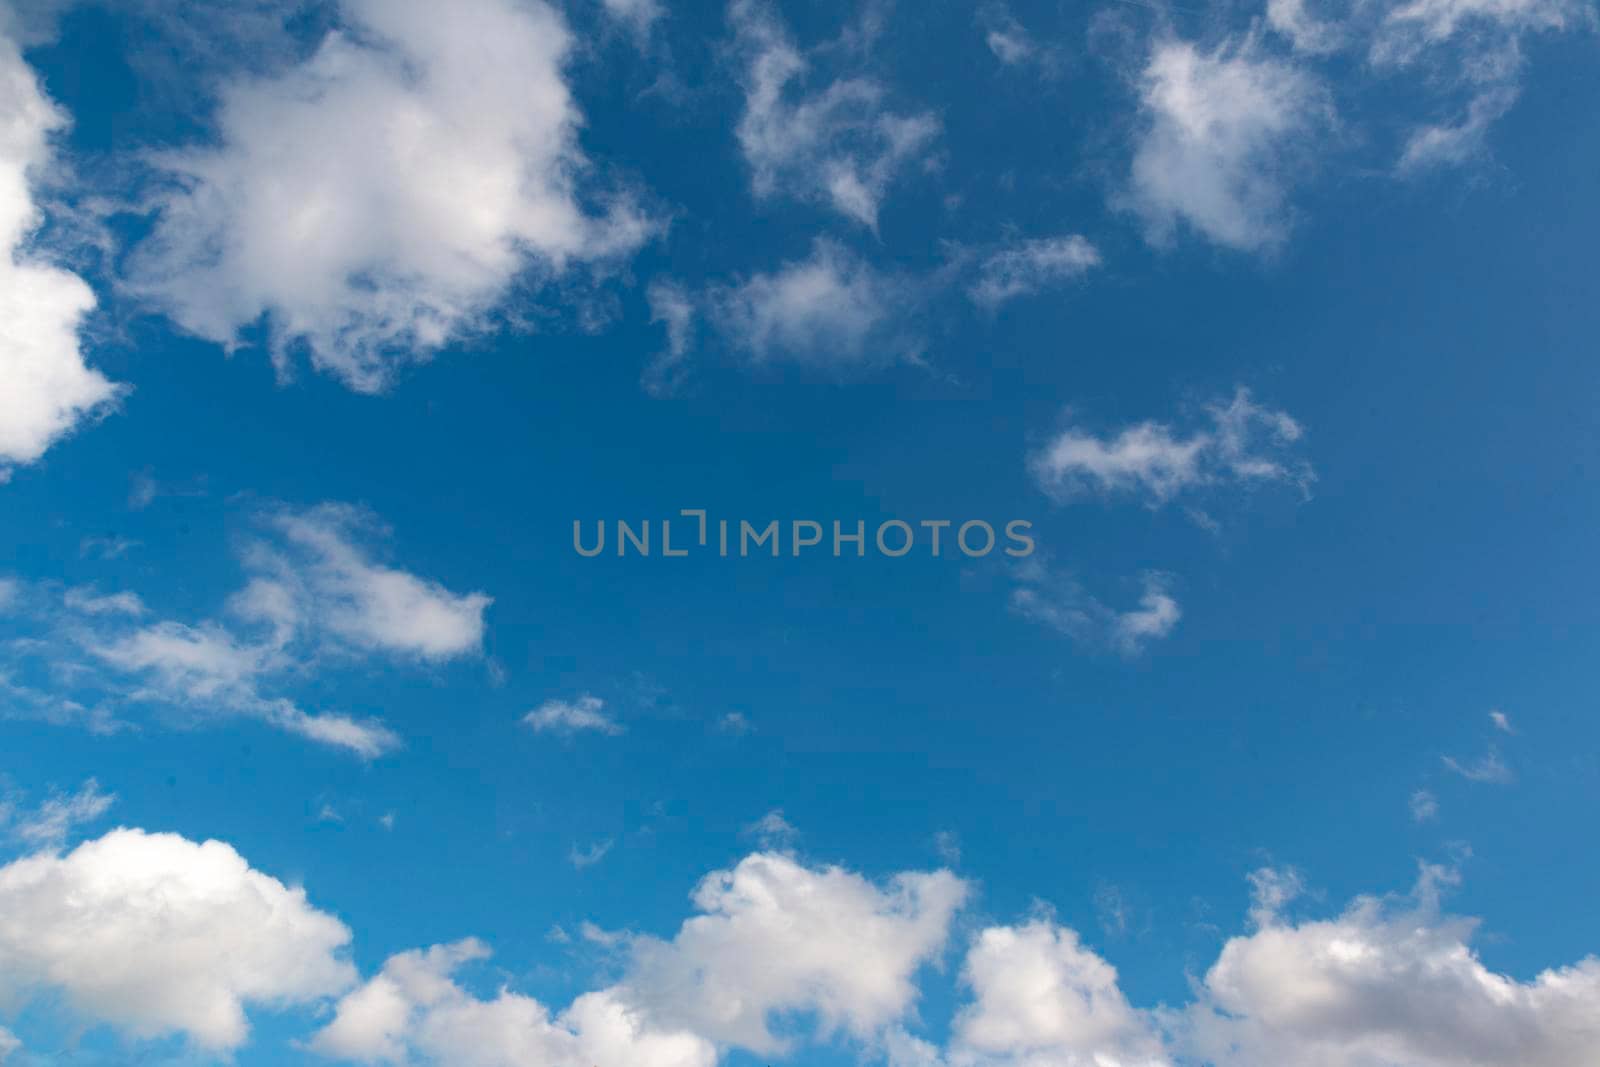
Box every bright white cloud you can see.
[1177,864,1600,1067]
[1030,388,1312,506]
[524,694,622,736]
[708,238,911,368]
[1011,565,1181,656]
[730,0,939,228]
[622,852,969,1052]
[312,940,716,1067]
[0,31,121,474]
[967,235,1100,308]
[947,920,1170,1067]
[0,828,354,1050]
[128,0,655,392]
[1490,709,1514,732]
[313,851,967,1065]
[1124,35,1330,251]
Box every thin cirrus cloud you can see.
[1,778,114,849]
[126,0,656,394]
[729,0,940,230]
[0,502,491,758]
[1030,388,1313,509]
[0,31,122,478]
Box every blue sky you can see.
[1,0,1598,1064]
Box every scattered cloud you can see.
[1011,563,1181,655]
[707,238,915,369]
[967,235,1101,309]
[63,586,146,617]
[729,0,939,229]
[4,778,115,848]
[1490,709,1514,733]
[127,0,656,392]
[570,838,615,870]
[0,828,354,1050]
[79,535,139,560]
[643,279,696,396]
[1123,34,1332,251]
[1030,388,1313,507]
[1267,0,1346,54]
[0,31,122,476]
[1410,788,1440,822]
[1442,745,1514,784]
[717,710,753,735]
[600,0,665,38]
[524,694,623,736]
[745,809,799,850]
[3,502,487,757]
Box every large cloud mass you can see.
[130,0,654,391]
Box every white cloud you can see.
[262,504,491,661]
[570,838,615,870]
[1124,35,1331,251]
[1177,863,1600,1067]
[1375,0,1586,60]
[524,694,622,736]
[1267,0,1346,54]
[730,0,939,229]
[745,808,799,849]
[621,852,969,1052]
[128,0,655,392]
[1490,709,1514,733]
[601,0,665,36]
[76,502,487,757]
[63,586,146,617]
[1030,388,1312,506]
[642,279,696,396]
[708,238,912,368]
[945,920,1170,1067]
[1442,745,1514,784]
[0,828,353,1050]
[0,31,122,474]
[1397,86,1519,173]
[1011,565,1181,656]
[967,235,1101,309]
[0,1026,15,1062]
[314,852,967,1065]
[1410,788,1440,822]
[979,6,1037,66]
[312,940,716,1067]
[6,778,114,848]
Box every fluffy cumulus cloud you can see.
[0,828,354,1051]
[0,30,121,475]
[730,0,939,229]
[1175,864,1600,1067]
[707,238,913,368]
[622,852,969,1051]
[312,851,968,1065]
[1123,35,1331,251]
[1030,388,1313,507]
[0,501,489,756]
[967,235,1101,309]
[128,0,655,392]
[1010,564,1181,656]
[312,940,715,1067]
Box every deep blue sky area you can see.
[1,1,1598,1065]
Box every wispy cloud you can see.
[524,695,623,736]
